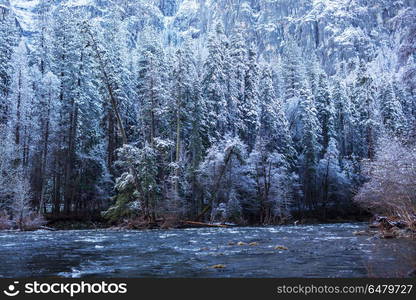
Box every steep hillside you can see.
[5,0,416,76]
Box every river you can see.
[0,223,415,277]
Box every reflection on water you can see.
[0,223,414,278]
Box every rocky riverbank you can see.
[353,216,416,239]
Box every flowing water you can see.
[0,223,415,278]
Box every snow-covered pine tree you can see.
[258,65,296,163]
[228,26,247,135]
[351,60,379,159]
[202,23,229,142]
[298,80,321,210]
[281,40,307,144]
[282,40,304,101]
[166,42,203,218]
[379,79,406,135]
[47,8,110,215]
[393,77,414,126]
[332,80,352,157]
[316,138,351,217]
[306,54,321,98]
[7,40,36,168]
[199,136,249,223]
[248,65,296,223]
[136,30,169,146]
[31,71,60,213]
[239,46,259,150]
[0,8,18,125]
[315,72,335,153]
[182,47,207,217]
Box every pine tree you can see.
[281,41,307,145]
[0,9,18,125]
[199,136,248,223]
[247,65,297,223]
[298,81,321,210]
[239,46,259,150]
[258,65,295,163]
[202,23,229,141]
[50,8,81,215]
[306,54,321,98]
[32,0,53,74]
[185,59,207,217]
[380,79,406,135]
[31,71,60,212]
[80,17,151,220]
[136,31,168,146]
[315,72,335,152]
[317,137,350,217]
[351,61,378,159]
[394,78,414,125]
[169,42,204,216]
[0,127,18,207]
[228,27,247,135]
[282,40,304,101]
[48,9,110,215]
[332,80,352,157]
[8,40,36,167]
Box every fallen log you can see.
[39,226,57,231]
[181,221,228,228]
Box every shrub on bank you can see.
[0,210,46,231]
[21,213,47,231]
[0,211,12,230]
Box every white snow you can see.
[64,0,94,7]
[177,0,199,14]
[334,26,366,46]
[9,0,39,32]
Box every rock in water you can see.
[274,245,288,250]
[353,230,368,236]
[408,269,416,278]
[210,264,226,269]
[380,232,395,239]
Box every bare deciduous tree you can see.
[354,135,416,226]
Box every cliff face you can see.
[6,0,416,75]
